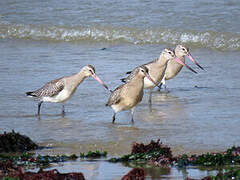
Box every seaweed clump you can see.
[0,130,38,153]
[110,139,173,166]
[175,146,240,167]
[121,168,145,180]
[0,153,78,169]
[0,160,85,180]
[80,150,107,158]
[110,139,240,169]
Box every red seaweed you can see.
[121,168,145,180]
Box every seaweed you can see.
[121,168,145,180]
[175,146,240,167]
[109,139,172,166]
[0,162,85,180]
[0,130,38,153]
[80,150,107,158]
[0,153,78,169]
[109,139,240,169]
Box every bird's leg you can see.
[112,113,116,124]
[61,104,65,117]
[158,83,163,91]
[131,107,135,123]
[158,76,166,91]
[148,90,153,104]
[37,101,43,116]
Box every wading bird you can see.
[121,48,197,103]
[159,45,204,90]
[26,65,110,116]
[106,65,159,123]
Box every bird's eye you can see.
[89,70,93,74]
[182,48,185,51]
[141,69,145,73]
[168,51,171,54]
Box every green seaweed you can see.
[175,146,240,167]
[109,140,240,169]
[80,150,107,158]
[2,177,20,180]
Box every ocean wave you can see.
[0,22,240,51]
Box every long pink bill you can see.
[173,57,197,74]
[145,73,161,89]
[92,74,111,92]
[187,53,204,70]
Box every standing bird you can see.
[159,45,204,90]
[106,65,158,123]
[121,48,197,103]
[26,65,110,116]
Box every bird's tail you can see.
[26,91,37,97]
[120,78,127,83]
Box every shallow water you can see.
[1,0,240,178]
[1,39,240,156]
[44,159,218,180]
[1,39,240,178]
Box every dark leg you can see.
[37,101,43,116]
[112,113,116,124]
[158,83,163,91]
[61,104,65,117]
[131,108,135,123]
[148,90,152,104]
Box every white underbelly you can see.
[143,77,155,89]
[42,89,72,103]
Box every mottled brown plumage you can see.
[106,65,156,123]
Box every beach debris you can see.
[121,168,145,180]
[174,146,240,167]
[0,130,38,153]
[110,139,240,168]
[80,150,107,158]
[109,139,173,166]
[0,153,78,169]
[0,161,85,180]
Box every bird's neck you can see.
[157,55,170,67]
[74,71,87,86]
[129,75,144,88]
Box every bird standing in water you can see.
[159,45,204,90]
[26,65,110,117]
[106,65,158,123]
[122,48,197,103]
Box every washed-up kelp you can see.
[121,168,145,180]
[109,139,240,168]
[109,139,173,166]
[0,161,85,180]
[0,150,107,170]
[0,130,38,153]
[80,150,107,158]
[175,146,240,167]
[0,153,76,169]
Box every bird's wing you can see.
[122,67,139,83]
[32,78,65,97]
[122,58,157,83]
[143,58,158,66]
[106,84,124,106]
